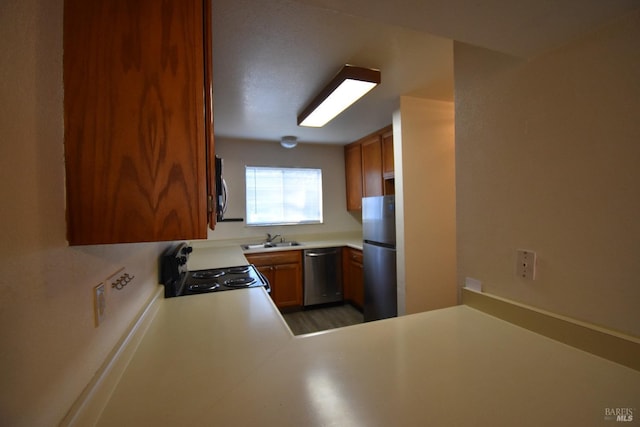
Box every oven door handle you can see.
[257,271,271,293]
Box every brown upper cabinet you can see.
[344,125,394,211]
[344,142,364,211]
[361,135,384,198]
[382,128,394,179]
[63,0,215,245]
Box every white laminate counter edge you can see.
[61,286,164,427]
[462,288,640,371]
[186,240,362,270]
[263,287,296,337]
[189,237,363,255]
[241,240,363,254]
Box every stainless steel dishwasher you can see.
[303,247,343,306]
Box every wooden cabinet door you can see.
[344,143,363,211]
[203,0,217,230]
[342,248,354,301]
[63,0,213,245]
[344,125,392,211]
[361,136,383,197]
[346,249,364,309]
[350,258,364,309]
[253,264,275,288]
[246,251,303,309]
[273,263,303,308]
[382,128,395,195]
[382,128,394,179]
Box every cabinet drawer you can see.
[245,250,302,266]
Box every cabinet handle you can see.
[306,251,337,257]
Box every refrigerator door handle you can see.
[363,239,395,249]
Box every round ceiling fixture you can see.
[280,135,298,149]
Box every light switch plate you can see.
[94,283,106,326]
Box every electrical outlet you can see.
[94,283,106,326]
[516,249,537,280]
[464,277,482,292]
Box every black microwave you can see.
[215,155,227,221]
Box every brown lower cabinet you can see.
[246,247,363,311]
[342,247,364,309]
[245,251,303,309]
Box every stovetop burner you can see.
[187,283,221,293]
[160,243,270,298]
[190,270,225,280]
[227,266,251,274]
[181,264,268,296]
[223,277,257,288]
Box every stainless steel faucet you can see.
[266,233,281,243]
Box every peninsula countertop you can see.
[94,286,639,426]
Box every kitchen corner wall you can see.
[454,10,640,337]
[394,97,457,315]
[0,1,169,426]
[207,137,362,241]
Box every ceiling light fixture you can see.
[280,135,298,149]
[297,65,381,128]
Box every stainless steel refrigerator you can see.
[362,195,397,322]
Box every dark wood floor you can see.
[282,303,364,335]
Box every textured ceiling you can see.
[211,0,640,145]
[290,0,640,58]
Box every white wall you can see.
[454,10,640,336]
[0,1,172,425]
[207,137,362,241]
[394,97,457,315]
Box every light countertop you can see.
[187,237,363,271]
[95,287,640,426]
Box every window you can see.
[245,166,323,226]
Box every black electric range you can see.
[160,243,269,298]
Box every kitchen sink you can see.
[241,241,301,250]
[271,241,301,247]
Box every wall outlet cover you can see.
[464,277,482,292]
[516,249,537,280]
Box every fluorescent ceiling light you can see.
[298,65,381,128]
